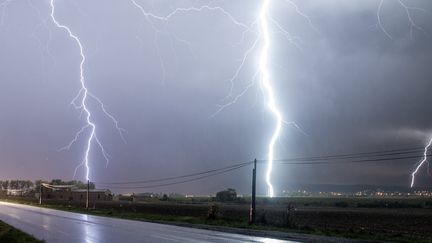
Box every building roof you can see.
[42,183,75,189]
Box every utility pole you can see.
[249,158,257,225]
[86,180,89,210]
[39,181,42,205]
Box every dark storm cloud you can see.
[1,0,431,194]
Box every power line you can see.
[96,146,426,189]
[103,163,250,189]
[270,147,424,162]
[269,154,429,165]
[96,161,253,185]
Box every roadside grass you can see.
[0,220,43,243]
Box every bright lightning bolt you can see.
[256,0,310,197]
[49,0,125,181]
[212,1,311,197]
[129,0,311,197]
[259,0,282,198]
[410,137,432,188]
[49,0,93,181]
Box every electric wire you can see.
[269,154,429,165]
[271,147,424,162]
[96,161,253,185]
[101,163,250,189]
[95,146,426,189]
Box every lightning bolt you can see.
[259,0,281,198]
[3,0,429,194]
[410,137,432,187]
[129,0,250,85]
[376,0,428,187]
[377,0,426,40]
[49,0,125,181]
[250,0,311,197]
[212,0,312,197]
[129,0,311,197]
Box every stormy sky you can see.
[1,0,432,195]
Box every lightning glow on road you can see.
[49,0,125,181]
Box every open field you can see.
[1,196,432,242]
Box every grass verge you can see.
[0,220,43,243]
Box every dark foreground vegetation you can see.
[0,220,43,243]
[2,195,432,242]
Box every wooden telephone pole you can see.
[249,159,257,224]
[39,181,42,205]
[86,180,90,209]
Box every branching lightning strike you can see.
[377,0,429,187]
[129,0,313,197]
[377,0,426,40]
[4,0,430,193]
[49,0,125,181]
[411,137,432,187]
[129,0,250,84]
[226,0,310,197]
[130,0,429,192]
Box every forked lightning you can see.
[49,0,125,181]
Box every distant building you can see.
[6,189,27,196]
[113,194,134,202]
[71,189,112,202]
[41,185,112,202]
[0,187,32,197]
